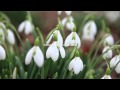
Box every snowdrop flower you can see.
[18,20,34,35]
[102,46,112,59]
[57,11,62,15]
[57,11,72,16]
[103,34,114,46]
[110,55,120,74]
[46,30,63,46]
[0,45,6,60]
[25,38,44,67]
[82,20,97,37]
[104,11,120,23]
[68,51,83,75]
[62,16,74,31]
[6,29,15,45]
[101,75,112,79]
[82,20,97,41]
[65,11,72,16]
[46,41,65,62]
[64,32,81,49]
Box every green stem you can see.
[30,64,37,79]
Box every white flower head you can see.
[25,46,44,67]
[7,29,15,45]
[46,30,63,46]
[104,34,114,46]
[104,11,120,23]
[62,16,74,31]
[102,46,112,60]
[64,32,81,49]
[0,45,6,60]
[101,75,112,79]
[57,11,62,15]
[65,11,72,16]
[18,20,34,35]
[69,57,83,75]
[46,41,65,62]
[110,55,120,74]
[83,20,97,36]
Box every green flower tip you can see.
[34,37,39,46]
[106,67,111,75]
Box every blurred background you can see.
[2,11,120,38]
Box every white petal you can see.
[33,46,44,67]
[75,32,81,49]
[62,18,67,26]
[57,30,63,46]
[115,63,120,74]
[57,11,62,15]
[0,29,5,41]
[46,34,53,45]
[18,21,26,33]
[66,21,75,31]
[101,75,111,79]
[82,34,95,41]
[110,55,120,68]
[0,45,6,60]
[83,20,97,36]
[46,45,52,59]
[0,22,6,29]
[102,46,112,59]
[25,47,34,65]
[65,11,72,16]
[59,46,65,58]
[7,29,15,45]
[64,32,73,47]
[73,57,83,74]
[25,21,33,35]
[104,34,114,46]
[51,44,59,62]
[69,58,76,71]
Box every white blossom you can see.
[25,46,44,67]
[83,20,97,36]
[110,55,120,74]
[0,45,6,60]
[69,57,83,75]
[18,20,34,35]
[64,32,81,49]
[62,16,74,31]
[46,41,65,62]
[65,11,72,16]
[103,34,114,46]
[102,46,112,59]
[7,29,15,45]
[46,30,63,46]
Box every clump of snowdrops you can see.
[0,11,120,79]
